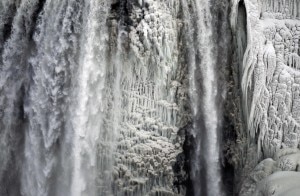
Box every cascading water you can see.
[182,0,229,195]
[71,1,111,196]
[0,0,231,196]
[194,1,223,195]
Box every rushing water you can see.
[0,0,230,196]
[193,1,223,195]
[71,1,111,196]
[183,0,230,195]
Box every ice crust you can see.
[231,0,300,195]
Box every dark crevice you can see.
[27,0,46,41]
[1,4,17,43]
[211,0,235,195]
[221,116,237,196]
[3,22,14,44]
[229,0,249,194]
[173,124,193,195]
[236,0,248,85]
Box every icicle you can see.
[264,41,277,85]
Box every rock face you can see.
[105,1,189,195]
[0,0,190,195]
[230,0,300,195]
[1,0,299,196]
[0,0,233,195]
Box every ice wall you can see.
[231,0,300,194]
[106,1,189,195]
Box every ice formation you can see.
[239,149,300,195]
[0,0,190,195]
[0,0,234,194]
[2,0,300,195]
[231,0,300,195]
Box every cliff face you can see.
[1,0,299,196]
[106,1,189,195]
[0,0,232,195]
[0,0,189,195]
[230,0,300,195]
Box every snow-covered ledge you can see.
[241,148,300,195]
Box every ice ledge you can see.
[240,148,300,196]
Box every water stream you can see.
[0,1,229,195]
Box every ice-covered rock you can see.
[231,0,300,194]
[239,149,300,195]
[254,171,300,196]
[105,1,189,195]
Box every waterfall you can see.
[183,0,224,195]
[0,0,231,196]
[71,1,110,196]
[0,1,85,195]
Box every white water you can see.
[71,1,111,196]
[0,0,226,196]
[186,0,223,195]
[20,1,84,195]
[195,1,223,195]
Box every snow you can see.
[254,171,300,196]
